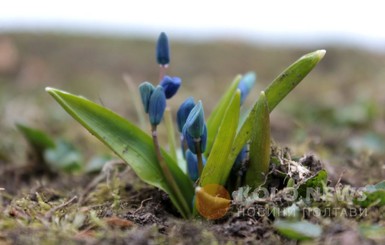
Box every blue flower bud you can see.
[139,82,155,113]
[238,72,256,105]
[183,126,196,153]
[156,32,170,66]
[160,76,181,99]
[148,86,166,126]
[184,101,205,139]
[176,97,195,132]
[233,146,247,172]
[183,124,207,154]
[186,150,206,182]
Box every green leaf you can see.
[245,91,270,188]
[274,219,322,241]
[164,107,178,161]
[44,139,83,172]
[16,123,55,152]
[265,50,326,112]
[364,180,385,192]
[200,90,241,186]
[297,169,328,197]
[355,180,385,208]
[205,75,241,157]
[229,50,326,183]
[355,190,385,208]
[46,87,193,218]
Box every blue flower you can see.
[148,86,166,126]
[176,97,195,133]
[186,150,206,182]
[184,101,205,138]
[238,72,256,105]
[183,124,207,154]
[156,32,170,66]
[160,76,181,99]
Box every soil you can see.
[1,146,384,244]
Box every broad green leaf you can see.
[297,169,328,197]
[200,90,241,186]
[44,139,83,172]
[46,87,193,218]
[16,123,55,151]
[228,50,326,174]
[205,75,241,157]
[274,219,322,240]
[265,50,326,112]
[245,92,270,188]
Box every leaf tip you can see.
[259,91,267,103]
[45,87,61,96]
[316,49,326,59]
[45,87,54,92]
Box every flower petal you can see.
[156,32,170,66]
[177,97,195,132]
[148,86,166,126]
[160,76,181,99]
[139,82,155,113]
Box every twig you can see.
[134,197,153,214]
[123,73,146,129]
[335,168,347,187]
[44,196,78,220]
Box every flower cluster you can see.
[177,99,207,181]
[139,32,256,184]
[139,32,209,182]
[139,33,182,127]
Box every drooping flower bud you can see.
[186,150,206,182]
[156,32,170,66]
[160,76,181,99]
[176,97,195,133]
[184,101,205,139]
[139,82,155,113]
[238,71,256,105]
[148,86,166,126]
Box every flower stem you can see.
[151,125,191,217]
[180,135,187,159]
[164,107,178,161]
[194,139,203,176]
[159,65,167,82]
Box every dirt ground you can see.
[1,33,385,244]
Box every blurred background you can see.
[1,0,384,181]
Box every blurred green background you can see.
[0,33,384,180]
